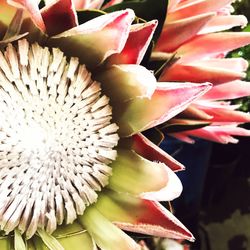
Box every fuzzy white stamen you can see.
[0,39,119,238]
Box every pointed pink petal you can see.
[195,103,250,123]
[212,125,250,137]
[156,13,214,52]
[167,0,233,22]
[201,80,250,100]
[173,124,250,144]
[190,58,249,72]
[199,15,248,34]
[102,0,123,9]
[116,82,212,136]
[49,9,135,69]
[7,0,46,32]
[160,62,246,84]
[171,129,231,144]
[116,200,194,241]
[41,0,78,36]
[107,20,158,64]
[178,32,250,62]
[96,191,194,241]
[132,133,185,172]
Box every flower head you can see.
[0,0,211,248]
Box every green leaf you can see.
[37,229,64,250]
[53,223,95,250]
[243,25,250,32]
[104,0,168,42]
[14,230,26,250]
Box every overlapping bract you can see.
[0,0,213,249]
[155,0,250,144]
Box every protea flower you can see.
[0,0,212,249]
[154,0,250,144]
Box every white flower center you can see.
[0,39,119,238]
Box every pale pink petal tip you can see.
[116,200,195,241]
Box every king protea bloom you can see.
[0,0,212,249]
[154,0,250,144]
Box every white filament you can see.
[0,39,119,238]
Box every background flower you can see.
[154,0,250,144]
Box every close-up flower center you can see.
[0,39,119,238]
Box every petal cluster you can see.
[155,0,250,144]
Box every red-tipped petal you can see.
[167,0,233,22]
[160,62,246,84]
[156,13,214,52]
[116,200,194,241]
[49,9,135,69]
[199,15,248,34]
[178,32,250,62]
[41,0,78,36]
[96,191,194,241]
[7,0,46,32]
[201,80,250,100]
[132,133,185,172]
[107,20,158,64]
[116,82,212,136]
